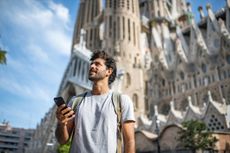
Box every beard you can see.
[88,69,107,82]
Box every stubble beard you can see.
[88,70,107,82]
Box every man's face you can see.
[88,58,110,82]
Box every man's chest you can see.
[75,98,117,129]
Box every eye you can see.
[95,62,102,66]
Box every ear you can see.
[106,68,113,77]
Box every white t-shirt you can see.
[68,90,135,153]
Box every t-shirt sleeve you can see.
[120,94,135,123]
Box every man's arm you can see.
[123,121,135,153]
[55,104,75,144]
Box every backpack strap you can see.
[69,92,87,147]
[112,92,123,153]
[71,92,87,111]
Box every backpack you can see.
[71,92,123,153]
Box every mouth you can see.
[89,70,96,75]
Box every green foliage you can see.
[0,49,7,64]
[57,141,71,153]
[178,120,218,151]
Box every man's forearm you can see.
[123,122,135,153]
[124,139,135,153]
[55,123,70,144]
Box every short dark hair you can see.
[90,50,117,85]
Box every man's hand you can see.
[55,104,75,144]
[56,104,75,125]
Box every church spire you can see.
[71,0,102,53]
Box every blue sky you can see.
[0,0,79,128]
[0,0,227,129]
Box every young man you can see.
[55,51,135,153]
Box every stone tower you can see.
[71,0,102,52]
[147,0,187,20]
[103,0,145,117]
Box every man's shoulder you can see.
[111,92,132,104]
[74,91,90,98]
[67,92,88,105]
[111,91,126,97]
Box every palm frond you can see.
[0,49,7,64]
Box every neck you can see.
[91,81,110,95]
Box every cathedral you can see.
[26,0,230,152]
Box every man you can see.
[55,51,135,153]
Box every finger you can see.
[68,114,75,121]
[62,114,75,123]
[63,110,75,118]
[57,104,67,112]
[61,107,72,115]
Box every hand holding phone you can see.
[54,97,75,124]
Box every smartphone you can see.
[54,97,73,117]
[54,97,66,107]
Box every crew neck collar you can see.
[89,90,112,96]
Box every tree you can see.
[0,49,7,64]
[178,120,218,153]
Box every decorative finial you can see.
[170,101,175,110]
[208,90,213,101]
[186,2,192,12]
[222,98,226,105]
[198,6,203,11]
[188,96,192,104]
[198,6,205,19]
[154,105,158,116]
[206,3,212,10]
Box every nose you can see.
[90,63,94,68]
[90,62,96,70]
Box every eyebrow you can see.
[90,61,103,66]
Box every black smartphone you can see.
[54,97,66,107]
[54,97,72,116]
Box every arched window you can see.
[162,79,165,86]
[132,94,138,110]
[201,63,207,73]
[180,71,185,80]
[226,55,230,64]
[203,76,210,86]
[125,73,131,88]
